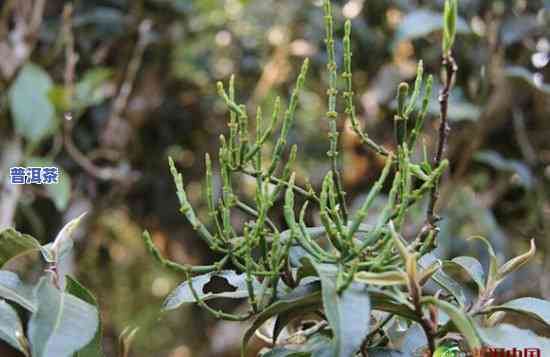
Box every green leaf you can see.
[419,254,466,306]
[65,276,104,357]
[40,213,86,264]
[0,228,41,268]
[421,297,481,351]
[401,324,428,356]
[9,63,56,143]
[0,271,36,312]
[477,324,550,354]
[0,300,28,355]
[479,297,550,328]
[273,301,322,343]
[28,278,99,357]
[368,289,419,322]
[27,158,71,211]
[443,256,485,292]
[163,271,261,311]
[242,282,322,357]
[354,270,408,286]
[466,236,499,287]
[314,263,371,357]
[442,0,458,54]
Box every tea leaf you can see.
[0,300,28,355]
[443,256,485,292]
[476,324,550,354]
[0,271,36,312]
[479,297,550,328]
[0,228,41,268]
[242,282,322,357]
[354,271,408,286]
[28,278,99,357]
[163,271,260,311]
[422,297,481,351]
[66,276,104,357]
[314,263,371,357]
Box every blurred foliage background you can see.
[0,0,549,356]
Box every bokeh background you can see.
[0,0,549,356]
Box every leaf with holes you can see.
[163,270,261,311]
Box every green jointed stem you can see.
[168,157,221,251]
[323,0,348,221]
[142,231,227,274]
[409,74,433,147]
[205,153,225,242]
[405,61,424,117]
[267,58,309,176]
[245,97,280,162]
[347,153,393,241]
[342,20,390,157]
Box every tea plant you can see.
[0,214,101,357]
[143,1,550,356]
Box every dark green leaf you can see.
[313,263,371,357]
[0,228,41,268]
[273,301,322,343]
[422,297,481,351]
[9,63,56,143]
[419,254,466,306]
[477,324,550,354]
[66,276,104,357]
[28,278,99,357]
[443,256,485,292]
[0,271,36,312]
[242,282,322,357]
[479,297,550,328]
[163,271,261,311]
[0,300,28,355]
[401,324,427,356]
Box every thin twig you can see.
[426,55,457,227]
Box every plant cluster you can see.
[0,215,101,357]
[1,1,549,357]
[141,0,550,356]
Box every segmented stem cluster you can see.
[144,0,452,332]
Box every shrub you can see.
[142,0,550,356]
[1,1,549,357]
